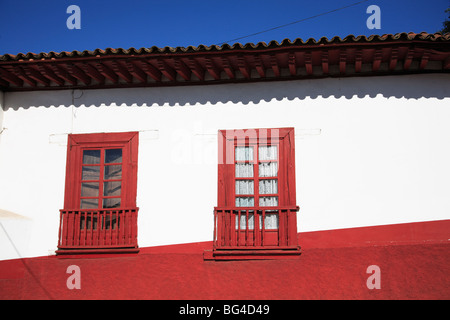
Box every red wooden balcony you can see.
[207,206,301,260]
[56,208,139,254]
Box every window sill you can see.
[204,246,301,261]
[55,246,139,257]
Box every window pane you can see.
[264,213,279,230]
[81,182,99,197]
[235,146,253,161]
[235,197,254,207]
[83,150,100,164]
[259,179,278,194]
[259,196,278,207]
[235,180,254,195]
[258,146,277,160]
[103,181,121,197]
[259,162,278,177]
[104,165,122,180]
[105,149,122,164]
[235,163,253,177]
[82,166,100,181]
[236,213,254,230]
[80,198,98,209]
[103,198,121,208]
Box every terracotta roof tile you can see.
[1,32,448,61]
[0,32,448,91]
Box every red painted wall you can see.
[0,220,449,300]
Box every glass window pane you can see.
[264,213,279,230]
[235,163,253,177]
[258,145,277,160]
[236,213,255,230]
[259,179,278,194]
[103,198,121,209]
[235,180,254,195]
[259,162,278,177]
[83,150,100,165]
[81,182,99,197]
[80,198,98,209]
[259,196,278,207]
[103,181,121,197]
[105,149,122,163]
[235,146,253,161]
[82,166,100,181]
[235,197,254,207]
[104,165,122,180]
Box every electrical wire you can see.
[217,0,370,45]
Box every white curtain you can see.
[259,179,277,194]
[258,145,277,160]
[235,180,254,195]
[235,146,253,161]
[235,212,279,230]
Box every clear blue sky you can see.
[0,0,448,55]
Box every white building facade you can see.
[0,32,449,261]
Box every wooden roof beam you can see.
[0,67,24,87]
[13,66,36,87]
[221,57,234,79]
[79,62,105,84]
[288,52,297,76]
[444,56,450,70]
[157,59,176,81]
[389,48,398,71]
[174,59,191,81]
[0,77,9,88]
[321,51,329,75]
[270,54,280,77]
[238,55,250,79]
[355,50,363,73]
[125,61,147,83]
[67,63,91,85]
[188,58,205,81]
[95,62,119,84]
[419,50,430,70]
[372,49,382,72]
[52,64,78,85]
[339,50,347,75]
[24,66,50,86]
[37,64,65,86]
[140,60,162,82]
[403,49,414,70]
[304,52,312,76]
[205,58,221,80]
[253,55,265,78]
[111,60,133,83]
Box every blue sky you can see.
[0,0,448,55]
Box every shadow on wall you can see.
[3,74,450,110]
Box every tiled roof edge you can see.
[1,32,449,62]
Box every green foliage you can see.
[441,8,450,33]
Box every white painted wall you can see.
[0,90,3,139]
[0,74,449,260]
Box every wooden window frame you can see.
[218,128,296,208]
[57,131,139,255]
[63,132,139,209]
[207,127,301,260]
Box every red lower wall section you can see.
[0,220,449,300]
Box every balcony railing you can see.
[213,206,300,250]
[57,208,139,254]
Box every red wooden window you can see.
[209,127,300,260]
[57,132,139,254]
